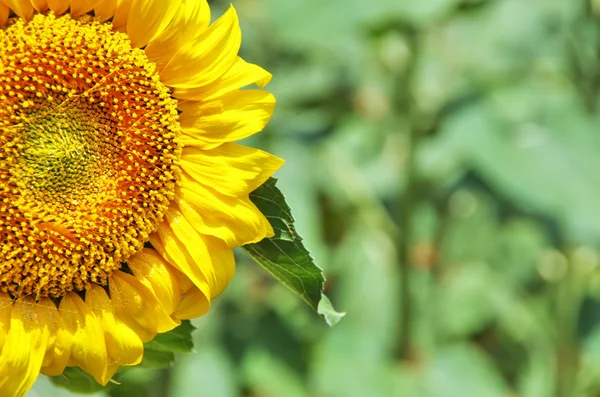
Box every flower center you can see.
[0,13,181,299]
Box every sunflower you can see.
[0,0,282,395]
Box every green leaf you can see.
[144,320,195,353]
[243,178,344,326]
[418,344,511,397]
[317,293,345,327]
[242,347,309,397]
[140,320,196,368]
[138,348,175,369]
[50,367,113,394]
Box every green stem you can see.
[397,121,419,360]
[156,368,172,397]
[554,253,581,397]
[426,197,450,347]
[392,24,419,360]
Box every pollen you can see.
[0,13,181,299]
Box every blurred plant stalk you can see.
[554,254,580,397]
[392,21,419,361]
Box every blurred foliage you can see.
[29,0,600,396]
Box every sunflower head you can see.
[1,13,181,299]
[0,1,282,396]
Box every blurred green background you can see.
[28,0,600,396]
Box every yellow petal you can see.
[175,267,195,294]
[30,0,48,12]
[109,270,179,342]
[174,286,210,320]
[127,0,179,48]
[112,0,134,32]
[0,299,50,397]
[202,233,236,299]
[145,0,210,69]
[0,3,8,26]
[70,0,95,17]
[179,90,275,149]
[37,298,71,377]
[160,6,241,88]
[85,285,143,371]
[180,143,283,197]
[146,249,211,321]
[128,248,181,316]
[59,293,108,385]
[1,0,34,19]
[46,0,69,14]
[149,223,210,299]
[94,0,118,22]
[174,57,272,102]
[152,207,235,300]
[176,174,273,247]
[0,293,11,348]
